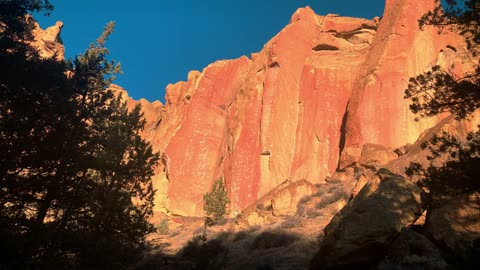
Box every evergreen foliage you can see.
[406,130,480,204]
[203,178,229,223]
[0,1,159,268]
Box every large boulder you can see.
[359,143,398,170]
[237,180,318,227]
[271,180,318,216]
[424,191,480,259]
[311,169,423,269]
[377,228,448,270]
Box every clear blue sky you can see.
[36,1,385,103]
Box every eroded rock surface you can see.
[138,7,388,216]
[377,228,448,270]
[31,17,64,60]
[311,169,423,269]
[137,0,468,216]
[340,0,469,167]
[424,191,480,257]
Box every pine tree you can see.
[0,1,159,268]
[203,178,230,224]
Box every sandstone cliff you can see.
[135,0,469,216]
[34,0,470,217]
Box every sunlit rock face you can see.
[31,17,65,60]
[141,8,384,216]
[32,0,469,217]
[340,0,469,167]
[108,85,168,212]
[128,0,470,217]
[102,0,468,217]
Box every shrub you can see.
[306,209,322,218]
[251,231,299,250]
[180,236,229,270]
[232,226,261,242]
[233,230,250,242]
[203,178,230,223]
[299,195,312,204]
[156,218,169,235]
[280,215,302,228]
[314,189,326,197]
[315,192,345,210]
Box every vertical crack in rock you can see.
[337,103,349,170]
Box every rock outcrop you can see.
[424,191,480,258]
[31,17,65,60]
[30,3,480,269]
[125,0,468,216]
[310,169,423,269]
[339,0,468,167]
[129,0,469,216]
[377,228,448,270]
[270,180,317,217]
[33,0,469,217]
[136,8,385,216]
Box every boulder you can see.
[359,143,398,169]
[271,180,318,216]
[377,228,448,270]
[311,169,423,269]
[424,191,480,257]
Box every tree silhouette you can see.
[0,1,159,268]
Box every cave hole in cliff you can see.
[361,23,378,31]
[446,44,457,52]
[268,61,280,68]
[312,44,339,51]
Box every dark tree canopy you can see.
[405,65,480,120]
[0,1,159,268]
[406,131,480,203]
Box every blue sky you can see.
[36,1,385,103]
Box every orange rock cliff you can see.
[38,0,469,217]
[130,0,469,216]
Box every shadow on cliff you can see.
[134,227,317,270]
